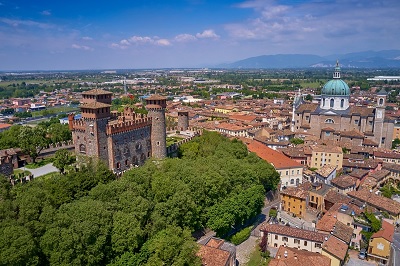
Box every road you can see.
[235,199,280,265]
[392,232,400,266]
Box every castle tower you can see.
[70,89,113,161]
[374,88,387,148]
[178,111,189,131]
[145,95,167,159]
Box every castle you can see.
[293,61,395,149]
[68,89,174,172]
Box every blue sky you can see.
[0,0,399,70]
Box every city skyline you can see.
[1,0,399,71]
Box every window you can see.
[330,99,334,108]
[79,144,86,154]
[297,170,299,175]
[305,115,309,120]
[323,98,326,106]
[379,98,384,105]
[354,119,359,125]
[286,171,288,175]
[304,241,308,246]
[275,235,278,240]
[282,237,288,242]
[292,170,294,175]
[290,179,294,184]
[340,99,344,108]
[325,118,334,124]
[315,243,322,248]
[382,137,386,144]
[294,239,300,244]
[311,195,314,201]
[325,132,331,136]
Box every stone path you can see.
[236,236,258,265]
[19,163,59,178]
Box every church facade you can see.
[293,62,394,149]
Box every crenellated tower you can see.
[178,111,189,131]
[145,95,167,159]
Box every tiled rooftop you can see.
[322,236,348,261]
[348,189,400,216]
[315,165,336,178]
[261,224,326,243]
[269,246,331,266]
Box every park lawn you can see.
[35,171,60,181]
[166,136,184,147]
[245,247,271,266]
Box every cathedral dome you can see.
[321,79,350,96]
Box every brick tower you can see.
[146,95,167,159]
[72,89,112,162]
[178,111,189,131]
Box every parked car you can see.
[358,249,367,260]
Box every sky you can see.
[0,0,399,70]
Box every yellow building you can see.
[308,182,333,212]
[214,106,235,114]
[280,185,308,218]
[393,123,400,140]
[368,220,394,265]
[310,145,343,170]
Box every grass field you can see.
[299,81,324,89]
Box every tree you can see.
[18,126,48,163]
[290,138,304,145]
[392,138,400,149]
[53,148,75,174]
[305,94,313,101]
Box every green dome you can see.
[321,79,350,96]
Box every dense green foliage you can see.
[0,131,280,265]
[228,226,253,245]
[0,118,72,159]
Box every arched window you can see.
[132,156,138,165]
[379,98,384,105]
[330,99,334,108]
[323,98,325,106]
[325,118,334,124]
[340,99,344,108]
[140,153,146,162]
[79,144,86,154]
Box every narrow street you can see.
[235,199,279,265]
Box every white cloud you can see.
[196,29,219,39]
[41,10,51,16]
[155,39,171,46]
[174,33,197,42]
[72,44,93,51]
[0,18,53,29]
[82,36,93,41]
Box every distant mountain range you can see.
[217,50,400,68]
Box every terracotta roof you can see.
[270,246,331,266]
[81,102,111,109]
[295,103,318,113]
[216,123,252,131]
[197,244,230,266]
[374,151,400,159]
[348,169,369,179]
[280,186,308,200]
[340,130,364,139]
[363,138,379,146]
[347,189,400,216]
[260,224,326,243]
[280,147,307,158]
[331,175,357,189]
[369,170,390,182]
[0,123,12,129]
[146,94,166,100]
[349,106,374,117]
[228,114,258,122]
[324,190,352,206]
[246,140,303,170]
[371,220,395,243]
[322,236,348,261]
[315,165,336,178]
[332,221,353,244]
[316,212,337,232]
[82,88,112,95]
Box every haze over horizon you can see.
[1,0,399,71]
